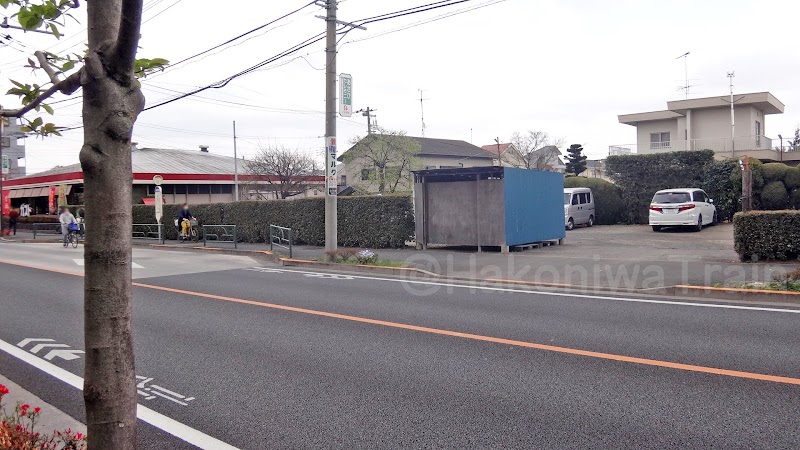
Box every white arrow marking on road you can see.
[44,349,85,361]
[30,343,70,354]
[74,259,144,268]
[17,338,55,348]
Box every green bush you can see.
[734,211,800,261]
[131,195,414,248]
[761,162,789,183]
[605,150,715,224]
[701,159,739,222]
[563,177,624,224]
[760,181,788,210]
[790,189,800,210]
[785,167,800,190]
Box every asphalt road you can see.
[1,243,800,448]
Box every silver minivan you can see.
[564,187,595,230]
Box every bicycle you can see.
[178,217,199,243]
[65,222,80,248]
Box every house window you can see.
[755,121,762,146]
[650,132,671,149]
[361,169,370,181]
[340,175,347,185]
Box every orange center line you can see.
[3,259,800,386]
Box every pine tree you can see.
[565,144,587,175]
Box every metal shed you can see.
[413,166,566,252]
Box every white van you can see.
[564,187,595,230]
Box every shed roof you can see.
[341,135,495,161]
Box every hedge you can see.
[701,159,739,222]
[734,211,800,261]
[605,150,715,224]
[761,181,788,210]
[132,195,414,248]
[563,176,624,224]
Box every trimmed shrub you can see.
[785,167,800,190]
[790,189,800,210]
[563,176,624,225]
[131,195,414,248]
[760,181,788,210]
[734,211,800,261]
[761,162,789,183]
[605,150,715,224]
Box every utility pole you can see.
[728,71,735,158]
[742,156,752,213]
[324,0,338,257]
[232,120,239,201]
[355,107,376,134]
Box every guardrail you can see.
[132,223,164,244]
[269,224,293,258]
[202,224,238,249]
[31,223,62,239]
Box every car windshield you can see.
[564,193,571,205]
[653,192,691,204]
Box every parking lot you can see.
[397,223,795,290]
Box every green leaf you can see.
[17,8,43,30]
[48,22,61,39]
[42,103,54,115]
[31,116,43,128]
[19,126,32,133]
[62,60,74,71]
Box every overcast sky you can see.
[2,0,799,174]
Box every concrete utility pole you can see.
[355,107,376,134]
[232,120,239,201]
[324,0,338,256]
[742,156,752,213]
[728,71,735,158]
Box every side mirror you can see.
[709,198,714,204]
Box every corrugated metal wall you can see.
[503,168,565,246]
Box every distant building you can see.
[608,146,632,156]
[480,142,565,172]
[3,146,323,214]
[615,92,786,162]
[577,159,611,181]
[340,135,495,193]
[2,118,27,179]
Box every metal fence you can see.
[31,223,61,239]
[202,224,238,249]
[269,224,293,258]
[132,223,164,243]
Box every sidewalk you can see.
[0,373,86,438]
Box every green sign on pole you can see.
[1,155,8,175]
[339,73,353,117]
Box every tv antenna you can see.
[676,51,693,98]
[418,89,430,137]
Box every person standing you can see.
[8,207,18,236]
[59,206,76,247]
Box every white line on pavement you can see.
[0,338,239,450]
[73,259,144,269]
[244,267,800,315]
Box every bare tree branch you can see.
[1,70,82,118]
[507,130,564,170]
[248,145,319,199]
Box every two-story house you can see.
[339,135,495,193]
[615,92,786,162]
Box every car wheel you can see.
[587,215,594,227]
[711,212,718,226]
[652,225,662,232]
[693,215,703,232]
[566,218,574,231]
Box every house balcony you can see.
[609,136,800,162]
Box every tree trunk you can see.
[80,2,145,445]
[378,166,386,194]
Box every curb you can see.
[279,257,439,278]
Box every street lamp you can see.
[779,134,783,162]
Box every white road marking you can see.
[244,267,800,315]
[17,338,55,348]
[0,338,238,449]
[44,349,84,361]
[30,343,70,354]
[73,259,144,269]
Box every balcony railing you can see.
[610,135,776,156]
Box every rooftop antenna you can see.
[727,71,735,157]
[418,89,429,137]
[676,51,691,98]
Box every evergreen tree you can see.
[566,144,588,175]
